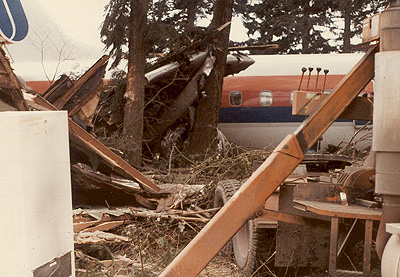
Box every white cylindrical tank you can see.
[0,111,74,276]
[382,223,400,277]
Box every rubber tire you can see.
[213,179,264,276]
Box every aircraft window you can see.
[259,90,273,106]
[229,91,242,106]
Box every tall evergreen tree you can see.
[238,0,386,54]
[101,0,150,166]
[189,0,234,157]
[330,0,386,52]
[240,0,335,54]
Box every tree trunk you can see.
[342,10,352,53]
[186,0,197,27]
[123,0,149,167]
[188,0,233,158]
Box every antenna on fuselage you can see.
[298,67,307,90]
[306,67,314,91]
[322,69,329,92]
[314,67,322,92]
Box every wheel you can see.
[214,180,267,276]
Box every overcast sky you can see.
[6,0,246,81]
[35,0,109,49]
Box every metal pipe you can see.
[322,69,329,92]
[298,67,307,90]
[314,67,322,92]
[306,67,313,91]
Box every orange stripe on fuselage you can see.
[221,75,373,108]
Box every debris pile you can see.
[0,36,269,275]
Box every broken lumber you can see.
[53,55,109,110]
[0,46,28,111]
[32,94,161,193]
[75,231,131,244]
[82,221,125,233]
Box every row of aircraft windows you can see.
[229,90,334,107]
[229,90,273,106]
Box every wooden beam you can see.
[53,55,109,109]
[256,209,306,226]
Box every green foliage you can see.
[101,0,213,68]
[237,0,386,54]
[240,0,336,54]
[101,0,130,68]
[329,0,386,52]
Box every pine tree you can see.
[330,0,386,52]
[240,0,336,54]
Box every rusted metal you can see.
[276,184,332,267]
[161,46,379,276]
[52,55,109,109]
[32,94,160,193]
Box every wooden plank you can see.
[294,200,381,220]
[363,219,373,276]
[329,217,339,276]
[32,94,160,193]
[68,121,160,193]
[75,231,130,244]
[74,221,100,233]
[70,84,102,118]
[257,209,306,225]
[43,74,71,100]
[53,55,109,109]
[160,46,379,276]
[82,221,124,232]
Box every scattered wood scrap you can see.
[73,204,216,236]
[75,231,131,245]
[156,183,205,212]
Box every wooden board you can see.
[294,200,381,220]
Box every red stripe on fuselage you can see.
[221,75,373,108]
